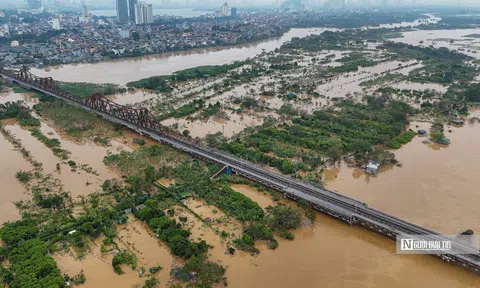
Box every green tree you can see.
[144,165,157,183]
[132,31,140,41]
[326,147,342,167]
[265,205,302,231]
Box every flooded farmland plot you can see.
[0,132,32,223]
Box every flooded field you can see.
[54,236,145,288]
[390,81,449,94]
[107,89,158,106]
[161,111,272,138]
[392,28,480,59]
[3,121,128,199]
[0,132,32,223]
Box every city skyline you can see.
[4,0,478,9]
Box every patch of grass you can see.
[34,100,113,139]
[104,145,184,175]
[57,82,124,99]
[390,130,416,149]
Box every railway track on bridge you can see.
[1,67,479,274]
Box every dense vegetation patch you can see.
[112,250,137,274]
[104,144,184,175]
[127,60,253,92]
[7,239,65,288]
[383,42,476,84]
[0,101,40,126]
[225,96,411,169]
[168,160,264,222]
[57,82,124,99]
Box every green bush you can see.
[112,250,137,274]
[133,138,146,146]
[15,171,32,183]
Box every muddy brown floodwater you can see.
[0,131,32,223]
[185,185,480,288]
[326,118,480,235]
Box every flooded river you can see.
[392,28,480,59]
[326,119,480,235]
[30,15,438,85]
[179,184,480,288]
[31,28,330,85]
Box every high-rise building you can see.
[220,2,229,17]
[231,7,237,17]
[50,18,61,30]
[82,5,89,18]
[27,0,42,9]
[129,0,137,23]
[135,2,153,25]
[116,0,129,23]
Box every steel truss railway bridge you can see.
[1,66,479,274]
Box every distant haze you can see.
[0,0,479,9]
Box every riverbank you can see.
[31,15,439,85]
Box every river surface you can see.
[31,28,330,85]
[30,15,439,85]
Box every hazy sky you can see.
[0,0,478,9]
